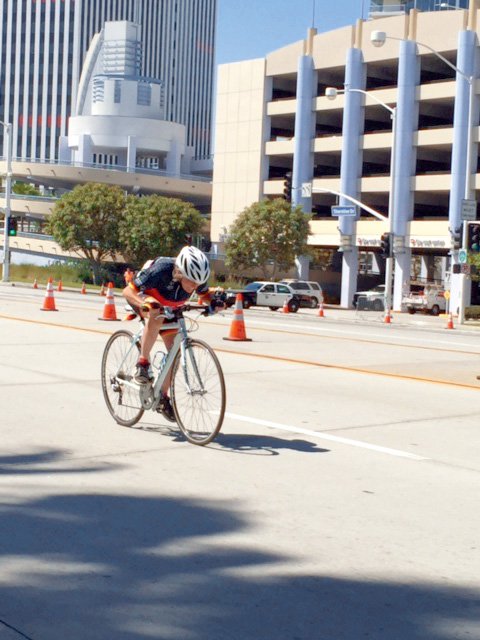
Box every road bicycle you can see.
[101,303,226,445]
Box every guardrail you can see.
[0,192,58,202]
[0,156,211,183]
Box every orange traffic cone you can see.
[223,294,252,342]
[384,308,392,324]
[282,298,290,314]
[33,278,38,289]
[317,302,325,318]
[99,283,106,296]
[99,282,120,321]
[81,282,87,295]
[41,278,58,311]
[446,312,454,330]
[57,279,63,292]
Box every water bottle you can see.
[152,350,167,373]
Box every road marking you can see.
[216,347,480,391]
[0,313,112,335]
[225,412,429,460]
[1,312,479,390]
[2,292,479,352]
[212,316,480,354]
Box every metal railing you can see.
[0,156,211,183]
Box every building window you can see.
[93,153,118,167]
[136,156,160,169]
[137,83,151,106]
[114,80,122,104]
[93,78,105,103]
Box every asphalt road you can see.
[0,284,479,640]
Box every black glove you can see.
[209,298,225,314]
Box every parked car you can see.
[352,284,386,311]
[402,284,446,315]
[225,281,305,312]
[279,280,323,308]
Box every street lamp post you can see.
[371,30,474,323]
[326,86,397,311]
[1,120,12,282]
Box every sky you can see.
[215,0,364,65]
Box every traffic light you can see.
[469,223,480,252]
[283,171,292,202]
[380,232,391,258]
[6,216,17,237]
[450,227,462,250]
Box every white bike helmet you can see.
[175,245,210,285]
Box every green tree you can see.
[225,198,311,280]
[119,194,204,265]
[46,183,126,284]
[12,181,41,196]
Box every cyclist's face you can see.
[180,276,197,294]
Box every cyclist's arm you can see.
[122,283,160,314]
[122,283,146,309]
[197,287,225,313]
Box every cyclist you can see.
[122,245,223,421]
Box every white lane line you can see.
[225,412,429,460]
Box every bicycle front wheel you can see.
[171,339,226,445]
[101,330,144,427]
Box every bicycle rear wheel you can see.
[101,330,144,427]
[171,339,226,445]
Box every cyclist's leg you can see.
[153,327,178,422]
[140,311,166,360]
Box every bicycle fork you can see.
[181,340,206,396]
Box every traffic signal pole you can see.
[385,107,397,314]
[1,121,12,283]
[458,74,475,325]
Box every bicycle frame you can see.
[113,313,204,412]
[102,301,226,443]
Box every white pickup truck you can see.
[402,285,446,316]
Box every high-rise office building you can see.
[0,0,216,161]
[368,0,468,18]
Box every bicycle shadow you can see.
[212,433,329,455]
[136,421,329,455]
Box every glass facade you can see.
[0,0,216,161]
[369,0,469,16]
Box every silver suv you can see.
[279,280,323,308]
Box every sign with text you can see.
[301,182,312,198]
[331,205,357,217]
[461,199,477,221]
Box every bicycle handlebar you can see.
[126,301,217,321]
